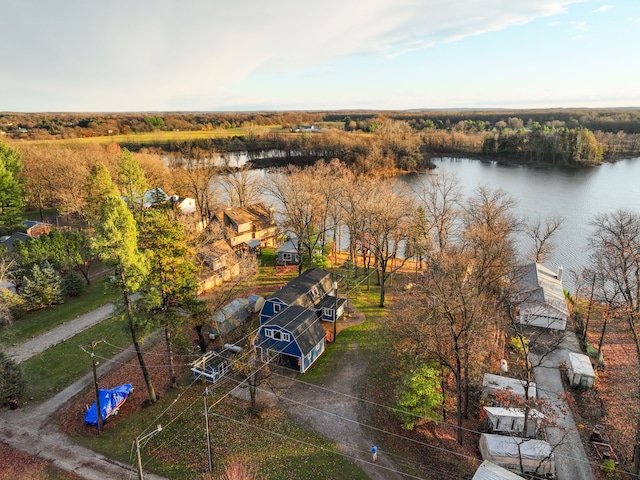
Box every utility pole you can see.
[202,355,213,473]
[90,340,104,433]
[134,424,162,480]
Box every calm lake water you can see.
[400,157,640,292]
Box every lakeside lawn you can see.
[0,276,119,346]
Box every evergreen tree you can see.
[0,351,24,405]
[116,148,148,212]
[138,209,199,388]
[21,261,63,309]
[0,141,25,232]
[90,171,156,403]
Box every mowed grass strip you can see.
[0,276,119,346]
[14,125,287,146]
[20,315,130,402]
[73,380,369,480]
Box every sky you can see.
[1,0,639,112]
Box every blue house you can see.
[259,268,335,324]
[253,306,326,373]
[276,239,300,266]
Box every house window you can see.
[272,330,282,340]
[310,285,320,299]
[265,329,274,338]
[322,307,332,317]
[282,253,292,262]
[281,332,291,342]
[273,303,282,313]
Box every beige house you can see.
[197,240,240,294]
[210,203,278,252]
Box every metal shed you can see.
[479,433,555,477]
[567,351,596,388]
[472,460,525,480]
[484,407,543,437]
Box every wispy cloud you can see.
[593,5,614,13]
[0,0,591,110]
[571,20,588,32]
[548,20,561,26]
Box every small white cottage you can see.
[484,407,544,438]
[479,434,555,477]
[482,373,537,403]
[472,460,525,480]
[518,263,569,330]
[567,351,596,388]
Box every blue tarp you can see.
[84,383,133,427]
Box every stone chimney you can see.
[557,265,564,282]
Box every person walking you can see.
[371,444,378,462]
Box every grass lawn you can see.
[0,276,119,346]
[15,125,288,146]
[71,375,368,480]
[20,315,131,402]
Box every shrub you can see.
[509,335,529,354]
[63,271,86,297]
[601,458,615,476]
[0,289,25,326]
[0,351,24,405]
[395,362,443,430]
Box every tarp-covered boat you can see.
[84,383,133,427]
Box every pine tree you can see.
[21,262,63,309]
[90,171,157,403]
[0,141,25,232]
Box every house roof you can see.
[483,407,543,419]
[472,460,525,480]
[480,434,553,460]
[1,232,32,248]
[212,203,274,231]
[568,352,596,378]
[316,295,347,311]
[270,268,333,307]
[277,238,298,254]
[521,263,569,316]
[256,306,326,356]
[482,373,537,399]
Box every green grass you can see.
[20,315,131,402]
[71,375,369,480]
[0,276,119,346]
[18,125,288,146]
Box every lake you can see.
[400,157,640,292]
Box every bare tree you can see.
[525,215,564,264]
[167,147,221,221]
[219,157,262,208]
[413,169,462,251]
[589,209,640,473]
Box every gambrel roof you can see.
[256,306,326,356]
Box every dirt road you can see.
[0,299,166,479]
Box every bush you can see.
[601,458,615,476]
[0,351,24,405]
[63,271,86,297]
[509,335,529,354]
[0,289,25,326]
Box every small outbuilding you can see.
[482,373,537,403]
[472,460,525,480]
[484,407,543,438]
[567,351,596,388]
[276,239,300,266]
[479,433,555,477]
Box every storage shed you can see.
[567,351,596,388]
[482,373,537,403]
[472,460,525,480]
[479,433,555,477]
[484,407,543,437]
[517,263,569,330]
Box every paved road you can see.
[532,331,595,480]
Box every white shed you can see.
[482,373,537,402]
[479,433,555,477]
[567,351,596,388]
[472,460,525,480]
[484,407,543,437]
